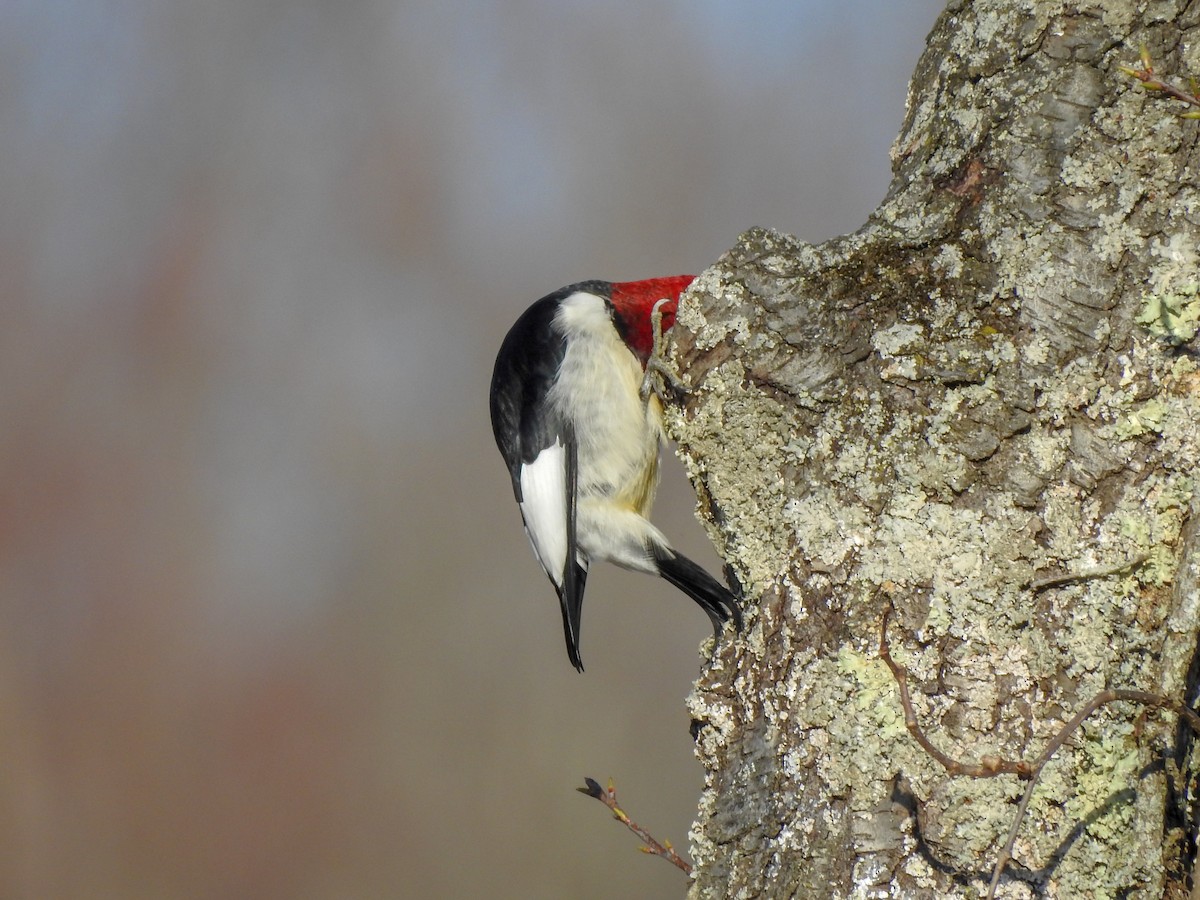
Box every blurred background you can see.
[0,1,943,896]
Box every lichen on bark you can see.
[667,1,1200,896]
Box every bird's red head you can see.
[609,275,695,366]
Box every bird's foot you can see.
[640,298,690,405]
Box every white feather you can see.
[519,441,569,587]
[576,500,667,574]
[547,290,672,573]
[549,292,663,493]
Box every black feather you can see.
[489,293,568,495]
[652,546,744,637]
[560,423,586,672]
[489,283,613,671]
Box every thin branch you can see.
[988,689,1200,898]
[1119,45,1200,116]
[577,777,693,875]
[880,606,1031,779]
[1026,552,1149,593]
[879,605,1200,899]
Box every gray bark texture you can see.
[669,1,1200,897]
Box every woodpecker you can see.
[489,276,743,671]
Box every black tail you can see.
[652,546,743,637]
[558,561,588,672]
[558,424,587,672]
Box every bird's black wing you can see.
[489,289,592,670]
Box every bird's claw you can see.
[640,297,690,404]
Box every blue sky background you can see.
[0,2,944,895]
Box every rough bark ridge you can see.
[670,1,1200,896]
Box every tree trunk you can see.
[671,1,1200,896]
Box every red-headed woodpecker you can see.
[489,276,743,671]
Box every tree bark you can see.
[671,1,1200,896]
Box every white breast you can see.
[547,291,663,501]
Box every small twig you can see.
[879,605,1200,898]
[880,606,1031,779]
[1026,552,1150,593]
[577,777,692,874]
[988,689,1200,898]
[1119,45,1200,117]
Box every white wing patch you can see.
[519,441,569,588]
